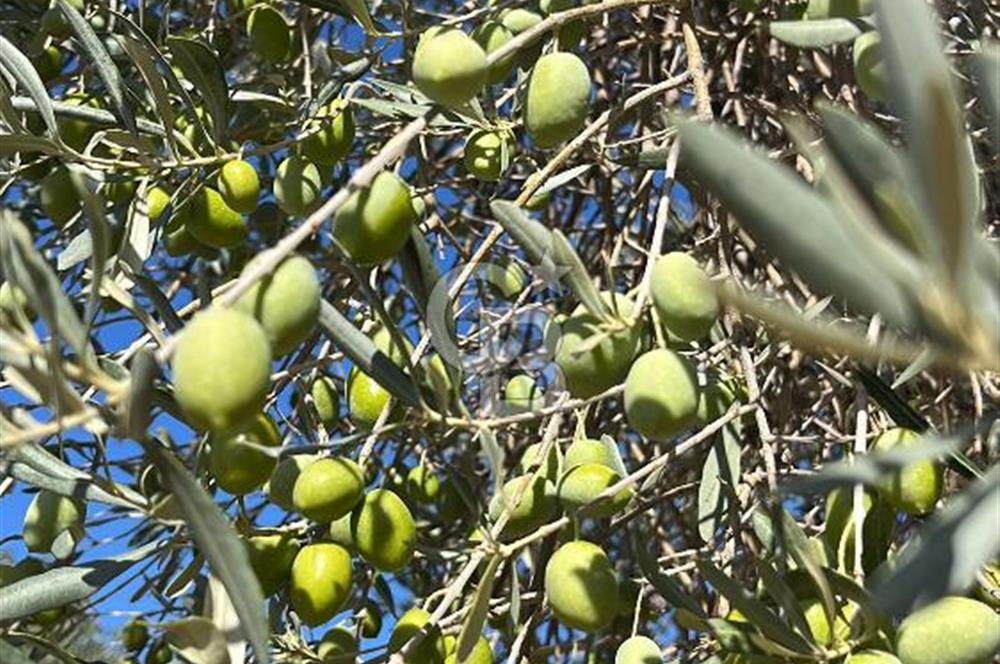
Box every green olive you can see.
[412,28,488,107]
[208,412,281,494]
[444,636,493,664]
[264,454,316,511]
[23,490,84,554]
[564,438,616,471]
[472,21,515,84]
[146,186,171,222]
[557,463,632,518]
[333,171,417,266]
[234,253,320,357]
[245,533,299,596]
[624,349,699,441]
[554,293,642,398]
[844,651,901,664]
[504,375,545,414]
[181,186,248,248]
[388,607,448,664]
[217,159,260,214]
[649,252,718,343]
[40,166,81,227]
[406,465,441,504]
[544,540,619,632]
[873,428,942,516]
[525,52,591,148]
[289,543,353,626]
[306,375,340,426]
[301,101,355,166]
[171,308,272,433]
[351,489,416,571]
[347,367,394,431]
[292,457,365,523]
[121,619,149,652]
[247,5,291,62]
[488,475,559,540]
[517,442,562,482]
[274,156,322,217]
[463,130,514,182]
[317,626,358,662]
[615,635,661,664]
[895,596,1000,664]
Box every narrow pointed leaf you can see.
[456,555,502,663]
[769,18,871,48]
[317,299,421,408]
[143,439,271,664]
[57,0,136,134]
[551,229,612,320]
[167,37,228,144]
[0,36,57,137]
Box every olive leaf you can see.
[163,617,230,664]
[874,464,1000,616]
[769,18,872,48]
[143,438,271,664]
[0,36,57,137]
[697,432,741,543]
[455,555,502,663]
[167,37,228,144]
[773,507,837,636]
[57,0,136,134]
[317,298,421,408]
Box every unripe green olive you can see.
[347,367,394,431]
[217,159,260,214]
[389,607,447,664]
[292,457,365,523]
[35,46,64,82]
[104,178,137,205]
[361,600,382,637]
[307,375,340,426]
[485,260,526,299]
[274,156,322,217]
[539,0,589,49]
[823,487,893,574]
[247,5,290,62]
[463,130,514,181]
[146,186,171,222]
[895,596,1000,664]
[263,453,315,510]
[23,490,84,554]
[234,253,320,357]
[121,619,149,652]
[472,21,515,84]
[328,512,354,549]
[289,543,353,626]
[873,428,942,516]
[489,475,559,539]
[407,465,441,504]
[301,101,355,166]
[181,186,247,248]
[318,626,357,662]
[40,166,81,227]
[412,28,488,107]
[208,412,281,494]
[615,635,661,664]
[351,489,416,571]
[172,308,272,434]
[844,651,901,664]
[554,293,642,398]
[504,375,544,414]
[444,636,493,664]
[545,540,619,632]
[650,252,718,343]
[805,0,873,19]
[564,438,615,471]
[624,349,699,441]
[245,533,299,596]
[438,478,475,522]
[518,442,561,482]
[558,463,632,518]
[57,94,100,152]
[525,52,591,148]
[853,31,887,101]
[0,282,32,321]
[333,171,417,266]
[162,216,211,257]
[695,379,739,425]
[500,9,543,68]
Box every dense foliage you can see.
[0,0,998,663]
